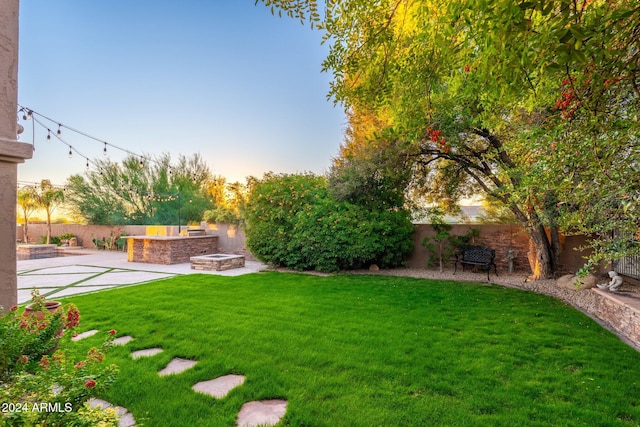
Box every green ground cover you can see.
[65,272,640,426]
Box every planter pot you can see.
[23,301,64,353]
[24,301,62,318]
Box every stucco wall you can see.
[19,223,601,274]
[18,223,254,259]
[1,0,34,311]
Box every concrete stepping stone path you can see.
[237,400,288,427]
[158,357,197,376]
[80,333,285,425]
[130,347,164,359]
[113,335,134,346]
[72,329,99,341]
[192,374,246,399]
[89,398,136,427]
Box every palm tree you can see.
[35,180,64,244]
[17,185,38,243]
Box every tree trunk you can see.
[46,210,52,244]
[527,225,555,280]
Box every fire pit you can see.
[190,254,245,271]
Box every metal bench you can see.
[454,245,498,281]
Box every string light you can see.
[17,106,193,191]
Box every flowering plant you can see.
[0,290,120,426]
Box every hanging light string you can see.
[17,105,151,167]
[15,106,207,192]
[30,115,95,170]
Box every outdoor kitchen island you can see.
[127,235,218,264]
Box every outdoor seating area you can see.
[454,245,498,281]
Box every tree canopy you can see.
[64,153,214,225]
[260,0,640,278]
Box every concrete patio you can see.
[17,249,267,304]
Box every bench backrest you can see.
[460,246,495,263]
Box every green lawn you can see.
[65,272,640,426]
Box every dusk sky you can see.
[17,1,345,186]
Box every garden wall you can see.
[407,224,596,276]
[18,223,595,274]
[17,222,254,259]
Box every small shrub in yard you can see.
[245,173,414,272]
[0,290,119,426]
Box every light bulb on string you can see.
[27,110,32,120]
[46,130,51,143]
[68,147,73,158]
[103,143,108,156]
[139,157,144,168]
[85,158,90,170]
[57,125,62,137]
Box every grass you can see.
[63,272,640,426]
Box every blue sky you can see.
[17,1,345,186]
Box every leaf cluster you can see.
[244,172,414,272]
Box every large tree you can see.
[64,153,214,225]
[261,0,640,279]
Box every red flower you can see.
[464,64,470,72]
[74,361,85,370]
[18,355,29,364]
[85,379,97,388]
[9,305,17,311]
[39,356,50,371]
[108,329,117,336]
[65,307,80,329]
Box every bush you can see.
[0,290,119,426]
[244,173,414,272]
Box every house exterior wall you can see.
[1,0,33,311]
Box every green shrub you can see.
[0,290,119,426]
[203,207,240,224]
[244,173,414,272]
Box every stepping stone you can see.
[72,329,99,341]
[131,348,164,359]
[237,400,288,427]
[158,358,197,376]
[192,374,246,399]
[113,335,134,346]
[89,398,136,427]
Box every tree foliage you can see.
[260,0,640,278]
[17,186,39,243]
[244,173,414,272]
[34,180,65,244]
[64,153,214,225]
[202,176,248,225]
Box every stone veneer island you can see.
[127,235,218,265]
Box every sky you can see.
[16,1,346,187]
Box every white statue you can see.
[596,271,623,292]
